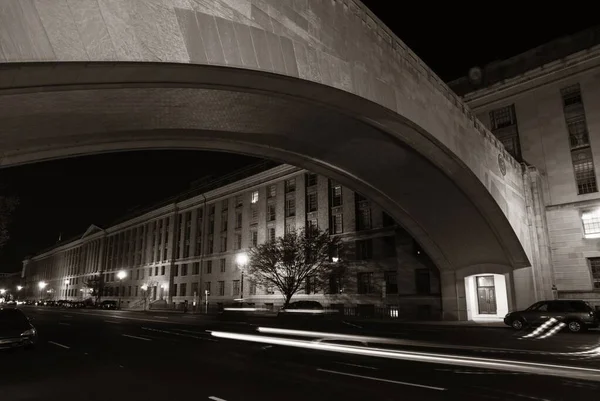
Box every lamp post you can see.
[116,270,127,310]
[141,284,148,311]
[64,279,70,300]
[38,281,47,303]
[236,252,249,304]
[16,285,22,301]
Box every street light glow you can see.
[141,284,148,291]
[65,279,70,285]
[117,270,127,280]
[16,286,23,291]
[38,281,47,290]
[236,252,249,266]
[0,289,6,294]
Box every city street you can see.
[2,307,599,401]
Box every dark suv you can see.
[504,300,598,333]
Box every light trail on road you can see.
[210,330,600,382]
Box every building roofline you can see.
[448,25,600,96]
[26,161,305,261]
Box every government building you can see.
[21,162,441,318]
[21,26,600,320]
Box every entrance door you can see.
[476,276,497,314]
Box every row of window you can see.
[489,83,596,195]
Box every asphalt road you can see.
[2,307,599,401]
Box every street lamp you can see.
[236,252,249,303]
[141,284,148,311]
[0,289,6,295]
[38,281,47,303]
[17,286,23,291]
[64,279,70,300]
[116,270,127,309]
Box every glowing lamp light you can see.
[17,286,23,291]
[0,289,6,295]
[236,253,249,266]
[117,270,127,280]
[38,281,48,290]
[332,257,339,263]
[65,279,70,285]
[141,284,148,291]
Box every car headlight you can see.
[21,328,36,337]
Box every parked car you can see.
[0,308,37,350]
[100,300,117,310]
[504,300,598,333]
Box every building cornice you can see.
[461,45,600,110]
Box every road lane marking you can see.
[104,320,121,324]
[153,316,169,319]
[48,341,70,349]
[342,321,363,329]
[335,362,378,370]
[141,327,218,342]
[122,334,152,341]
[208,397,227,401]
[317,369,446,391]
[59,322,71,326]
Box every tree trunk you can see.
[283,294,293,308]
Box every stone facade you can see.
[22,164,442,318]
[450,27,600,309]
[0,0,535,288]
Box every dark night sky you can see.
[1,4,598,272]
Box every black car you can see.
[504,300,598,333]
[100,300,118,310]
[0,308,38,350]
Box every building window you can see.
[205,281,211,294]
[328,273,343,294]
[220,258,226,273]
[265,285,274,295]
[191,282,199,296]
[285,198,296,217]
[221,210,228,232]
[233,280,240,295]
[268,227,276,242]
[306,173,317,187]
[489,104,522,161]
[355,239,373,260]
[267,203,276,221]
[572,148,597,194]
[332,214,343,234]
[357,272,373,294]
[582,210,600,238]
[235,195,243,208]
[250,229,258,247]
[161,265,165,275]
[302,276,316,294]
[207,235,214,255]
[218,281,225,296]
[267,184,276,198]
[181,264,188,276]
[235,211,242,229]
[192,262,200,275]
[180,283,187,296]
[384,271,398,294]
[206,260,212,274]
[251,191,259,204]
[415,269,431,294]
[285,220,296,234]
[250,203,258,224]
[561,84,597,194]
[307,192,318,212]
[234,233,242,250]
[382,236,396,258]
[172,284,177,297]
[588,258,600,289]
[306,219,317,235]
[331,183,343,207]
[173,265,179,277]
[285,178,296,193]
[249,281,257,295]
[220,234,227,252]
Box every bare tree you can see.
[0,195,18,250]
[246,227,342,307]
